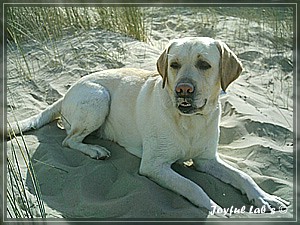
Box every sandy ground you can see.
[6,8,294,221]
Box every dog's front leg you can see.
[139,156,219,212]
[193,155,290,211]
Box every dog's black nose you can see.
[175,83,194,98]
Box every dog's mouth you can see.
[177,99,207,115]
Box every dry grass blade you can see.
[7,119,46,218]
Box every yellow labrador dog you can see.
[9,37,289,213]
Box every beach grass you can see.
[7,7,147,43]
[7,7,147,80]
[7,121,46,218]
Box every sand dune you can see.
[6,8,294,221]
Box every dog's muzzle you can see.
[177,98,207,115]
[175,82,207,115]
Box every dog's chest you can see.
[174,115,218,160]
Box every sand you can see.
[5,8,294,221]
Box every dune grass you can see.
[7,121,46,218]
[215,7,293,53]
[7,7,147,43]
[6,7,147,80]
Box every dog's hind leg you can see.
[61,81,111,159]
[63,131,111,159]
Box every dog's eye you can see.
[196,60,211,70]
[170,62,181,70]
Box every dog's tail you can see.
[7,99,63,137]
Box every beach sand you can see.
[6,8,294,220]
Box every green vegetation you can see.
[7,7,147,80]
[213,7,293,50]
[7,7,147,43]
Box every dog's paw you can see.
[250,192,290,212]
[89,145,111,160]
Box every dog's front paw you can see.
[250,192,290,212]
[88,145,111,160]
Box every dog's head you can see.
[157,37,243,116]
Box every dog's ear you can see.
[216,40,243,91]
[157,42,174,89]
